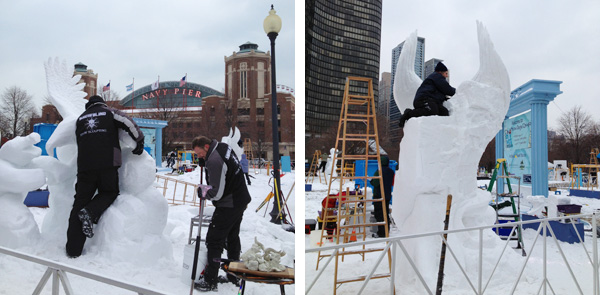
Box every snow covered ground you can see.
[0,166,295,294]
[305,178,600,294]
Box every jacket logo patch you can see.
[86,118,99,130]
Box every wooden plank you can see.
[228,262,294,279]
[336,273,391,284]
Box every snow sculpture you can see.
[35,58,172,265]
[241,237,287,272]
[221,127,243,159]
[0,133,46,248]
[324,148,339,178]
[392,22,513,290]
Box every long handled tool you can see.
[190,159,211,295]
[436,194,452,295]
[190,197,205,295]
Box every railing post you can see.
[52,270,59,295]
[543,219,547,294]
[594,212,598,295]
[391,241,397,294]
[478,229,483,295]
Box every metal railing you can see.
[0,245,168,295]
[306,213,599,295]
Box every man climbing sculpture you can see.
[399,62,456,128]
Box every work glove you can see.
[132,141,144,155]
[197,184,213,200]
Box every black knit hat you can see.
[435,62,448,72]
[88,95,104,103]
[85,95,106,109]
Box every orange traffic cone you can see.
[349,228,357,242]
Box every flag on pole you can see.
[103,82,110,92]
[179,75,187,87]
[126,83,133,91]
[151,78,160,90]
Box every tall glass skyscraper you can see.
[424,58,445,78]
[305,0,383,141]
[389,37,425,142]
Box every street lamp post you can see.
[263,5,285,224]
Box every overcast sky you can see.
[0,0,294,110]
[380,1,600,129]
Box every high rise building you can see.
[378,72,391,136]
[424,58,445,78]
[305,0,383,142]
[389,37,425,142]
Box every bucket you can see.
[309,230,324,247]
[181,244,207,285]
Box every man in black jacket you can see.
[192,136,251,292]
[399,62,456,127]
[370,155,396,238]
[66,95,144,258]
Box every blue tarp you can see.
[33,123,58,157]
[354,159,398,190]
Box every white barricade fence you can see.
[0,245,168,295]
[306,213,599,295]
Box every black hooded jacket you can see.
[204,140,252,208]
[76,96,144,172]
[414,72,456,105]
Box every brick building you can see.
[30,43,294,161]
[119,42,295,161]
[74,62,98,100]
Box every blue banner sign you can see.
[504,111,532,183]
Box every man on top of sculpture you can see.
[399,62,456,128]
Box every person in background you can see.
[192,136,251,292]
[370,155,395,238]
[319,152,328,173]
[167,151,177,168]
[399,62,456,128]
[66,95,144,258]
[240,153,251,185]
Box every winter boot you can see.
[218,274,241,287]
[399,108,413,128]
[194,278,218,292]
[78,208,94,238]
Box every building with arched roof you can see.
[117,42,295,161]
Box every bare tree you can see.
[0,86,36,138]
[557,105,594,164]
[100,89,121,102]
